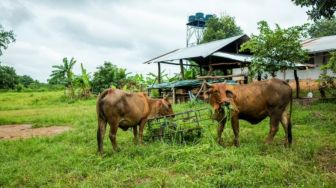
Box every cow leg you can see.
[217,121,225,145]
[280,111,292,147]
[265,114,280,144]
[133,126,138,145]
[97,117,107,154]
[138,119,147,145]
[280,112,289,146]
[231,115,240,147]
[108,118,120,152]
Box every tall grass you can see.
[0,91,335,187]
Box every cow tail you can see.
[97,89,109,122]
[287,89,293,146]
[97,89,109,153]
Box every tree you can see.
[240,21,309,97]
[49,57,76,97]
[75,63,91,98]
[292,0,336,21]
[126,73,146,91]
[91,62,130,93]
[201,15,243,43]
[318,51,336,97]
[0,63,18,89]
[0,25,15,56]
[18,75,34,87]
[306,17,336,38]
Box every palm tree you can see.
[50,57,76,98]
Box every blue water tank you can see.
[195,12,204,21]
[205,14,214,21]
[188,15,196,23]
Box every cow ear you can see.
[226,90,235,98]
[163,95,169,101]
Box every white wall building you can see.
[233,35,336,80]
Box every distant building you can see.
[146,34,336,84]
[233,35,336,80]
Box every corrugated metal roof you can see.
[302,35,336,53]
[144,34,247,64]
[212,52,252,62]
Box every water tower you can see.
[186,12,214,47]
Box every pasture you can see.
[0,91,335,187]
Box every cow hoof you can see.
[113,148,121,152]
[97,151,104,156]
[217,139,224,146]
[233,139,240,147]
[284,141,291,148]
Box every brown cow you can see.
[207,78,292,147]
[96,89,174,153]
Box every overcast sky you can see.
[0,0,309,82]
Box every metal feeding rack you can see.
[144,108,213,143]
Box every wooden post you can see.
[158,62,162,97]
[223,69,228,76]
[180,59,185,80]
[294,69,300,98]
[244,75,248,84]
[158,62,161,84]
[208,57,213,75]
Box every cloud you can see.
[0,0,309,82]
[0,0,34,27]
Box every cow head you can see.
[206,83,236,111]
[158,96,175,118]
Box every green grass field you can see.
[0,91,335,187]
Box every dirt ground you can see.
[0,124,71,140]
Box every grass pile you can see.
[0,91,335,187]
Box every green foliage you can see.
[0,63,18,89]
[145,70,172,85]
[49,57,76,97]
[321,51,336,74]
[126,73,146,92]
[307,17,336,37]
[292,0,336,21]
[91,61,130,93]
[18,75,35,87]
[0,63,43,91]
[0,91,335,187]
[74,63,91,98]
[240,21,309,78]
[0,24,15,56]
[183,61,200,80]
[319,51,336,97]
[202,15,243,43]
[15,83,23,92]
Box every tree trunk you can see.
[179,59,184,80]
[294,69,300,98]
[257,72,261,81]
